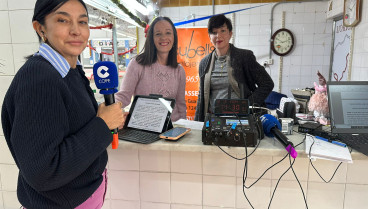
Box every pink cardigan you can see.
[115,59,187,121]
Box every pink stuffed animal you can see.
[308,71,329,125]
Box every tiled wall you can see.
[161,1,335,97]
[0,0,38,208]
[101,148,368,209]
[1,0,368,208]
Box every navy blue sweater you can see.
[1,56,112,209]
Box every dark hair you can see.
[32,0,88,42]
[207,14,232,34]
[136,17,178,68]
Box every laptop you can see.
[327,81,368,155]
[118,95,175,144]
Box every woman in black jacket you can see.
[1,0,126,208]
[194,14,274,122]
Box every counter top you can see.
[117,128,368,160]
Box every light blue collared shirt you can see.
[34,43,82,78]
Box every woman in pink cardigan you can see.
[115,17,187,122]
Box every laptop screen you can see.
[126,96,174,133]
[327,81,368,134]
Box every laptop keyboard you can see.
[336,134,368,146]
[118,129,161,144]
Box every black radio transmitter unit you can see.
[202,114,262,147]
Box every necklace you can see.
[217,57,227,76]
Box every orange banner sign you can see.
[177,28,215,120]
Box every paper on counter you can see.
[305,134,352,163]
[173,119,204,130]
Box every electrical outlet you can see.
[263,59,273,66]
[267,59,273,65]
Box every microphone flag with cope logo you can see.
[260,114,281,138]
[260,114,298,158]
[93,61,119,95]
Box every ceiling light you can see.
[120,0,149,16]
[84,0,142,27]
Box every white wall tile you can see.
[347,159,368,184]
[0,191,3,209]
[12,43,39,73]
[0,44,14,75]
[108,148,139,171]
[215,5,230,15]
[236,155,272,179]
[203,152,236,176]
[270,180,308,209]
[171,151,202,174]
[171,204,202,209]
[179,7,190,21]
[110,200,140,209]
[302,45,314,56]
[0,0,7,10]
[140,172,170,203]
[344,184,368,209]
[237,14,250,26]
[7,0,36,10]
[301,55,313,66]
[9,10,38,44]
[0,136,15,164]
[249,4,261,15]
[203,206,233,209]
[0,76,13,135]
[140,201,170,209]
[139,150,170,172]
[171,173,202,205]
[109,170,139,201]
[0,11,11,43]
[271,156,309,181]
[169,7,180,20]
[2,191,20,209]
[312,55,324,66]
[203,175,236,208]
[0,164,18,191]
[307,182,345,209]
[236,177,271,209]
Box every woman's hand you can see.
[97,102,127,130]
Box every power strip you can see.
[298,122,322,134]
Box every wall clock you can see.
[343,0,360,27]
[271,28,295,56]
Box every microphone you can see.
[93,61,119,149]
[260,114,298,158]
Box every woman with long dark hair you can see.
[115,17,187,122]
[1,0,126,208]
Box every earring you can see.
[41,36,46,42]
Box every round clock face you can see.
[343,0,359,27]
[271,28,294,56]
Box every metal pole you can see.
[112,17,119,68]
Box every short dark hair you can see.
[32,0,88,42]
[207,14,232,34]
[136,17,178,68]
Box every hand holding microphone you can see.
[93,61,125,149]
[260,114,298,158]
[96,102,126,130]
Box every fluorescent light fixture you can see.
[120,0,149,16]
[84,0,143,28]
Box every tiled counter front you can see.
[102,130,368,209]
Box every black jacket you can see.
[1,56,112,209]
[194,44,274,121]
